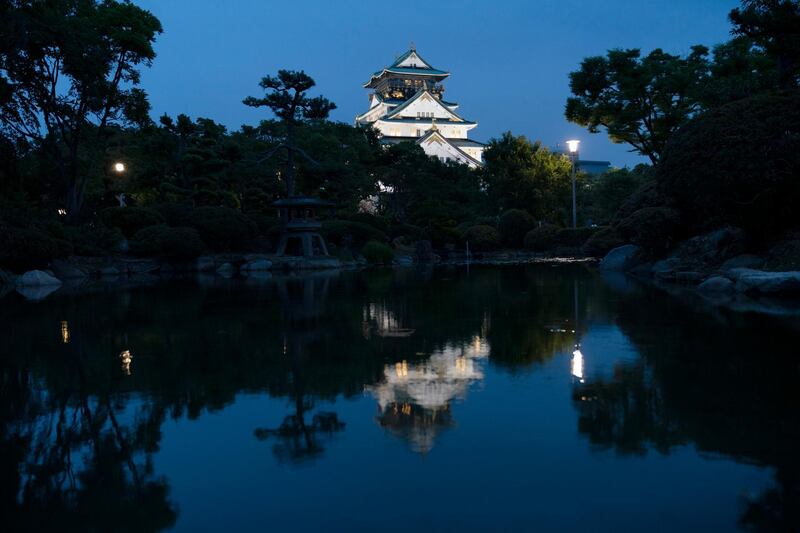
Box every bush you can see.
[64,225,123,256]
[188,207,258,251]
[129,225,205,260]
[555,227,598,247]
[428,225,463,249]
[464,225,501,251]
[581,226,624,257]
[323,220,388,249]
[387,223,424,241]
[101,207,165,238]
[658,92,800,243]
[246,212,281,236]
[615,207,681,256]
[523,224,561,251]
[499,209,536,247]
[345,212,390,234]
[361,240,394,264]
[0,225,62,272]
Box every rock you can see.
[652,258,680,279]
[242,259,272,272]
[629,262,654,276]
[216,262,236,277]
[599,245,641,271]
[17,270,62,287]
[121,258,161,274]
[720,254,764,271]
[732,269,800,294]
[393,255,414,266]
[16,284,60,301]
[50,259,89,279]
[674,271,705,283]
[196,256,216,272]
[99,266,121,277]
[698,276,734,293]
[415,240,435,262]
[0,268,16,286]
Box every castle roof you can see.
[363,48,450,87]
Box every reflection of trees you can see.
[0,263,625,527]
[254,274,346,464]
[572,289,800,531]
[0,328,176,532]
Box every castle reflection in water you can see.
[364,303,490,453]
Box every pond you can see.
[1,265,798,532]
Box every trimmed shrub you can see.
[101,207,164,238]
[188,207,258,251]
[499,209,536,247]
[429,225,463,249]
[615,207,681,256]
[581,226,624,257]
[555,227,597,248]
[129,225,205,260]
[346,212,390,234]
[323,220,388,249]
[464,225,501,251]
[64,225,123,256]
[362,240,394,264]
[658,92,800,242]
[246,212,281,236]
[387,223,425,241]
[0,225,61,271]
[613,180,670,223]
[523,224,561,251]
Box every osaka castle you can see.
[356,47,485,167]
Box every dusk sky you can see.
[135,0,739,167]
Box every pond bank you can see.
[598,227,800,316]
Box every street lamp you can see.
[113,162,126,173]
[566,140,580,228]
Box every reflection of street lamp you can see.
[566,140,580,228]
[571,349,584,382]
[571,278,584,382]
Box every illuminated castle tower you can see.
[356,46,484,167]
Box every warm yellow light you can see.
[61,321,70,344]
[566,140,581,154]
[113,162,125,173]
[120,349,132,376]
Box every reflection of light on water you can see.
[120,350,132,376]
[366,336,489,453]
[362,303,415,338]
[571,348,584,382]
[60,321,70,344]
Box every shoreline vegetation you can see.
[2,0,800,309]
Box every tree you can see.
[565,47,710,164]
[0,0,162,220]
[730,0,800,90]
[243,70,336,197]
[481,132,575,223]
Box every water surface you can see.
[1,265,798,532]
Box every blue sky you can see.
[135,0,739,167]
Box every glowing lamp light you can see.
[57,208,67,216]
[566,139,581,154]
[113,162,126,173]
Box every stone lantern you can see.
[272,196,334,257]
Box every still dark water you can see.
[1,265,798,532]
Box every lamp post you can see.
[111,161,127,207]
[566,140,580,229]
